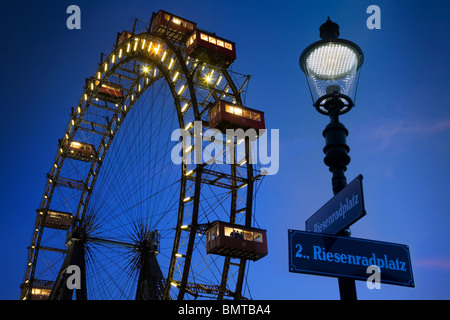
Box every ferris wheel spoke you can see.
[85,243,135,299]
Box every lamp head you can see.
[300,18,363,115]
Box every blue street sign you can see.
[305,175,366,235]
[288,230,414,287]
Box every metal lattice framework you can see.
[20,17,264,300]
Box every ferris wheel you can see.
[20,10,267,300]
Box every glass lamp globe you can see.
[300,18,364,115]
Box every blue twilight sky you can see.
[1,0,450,300]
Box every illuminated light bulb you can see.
[173,71,179,82]
[306,43,358,80]
[168,58,174,70]
[238,158,247,166]
[154,43,160,55]
[177,84,185,95]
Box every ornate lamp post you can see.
[299,18,364,300]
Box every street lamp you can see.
[299,18,364,300]
[300,17,363,117]
[300,17,363,195]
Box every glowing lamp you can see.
[300,18,363,115]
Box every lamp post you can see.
[299,18,363,300]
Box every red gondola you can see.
[205,221,268,261]
[64,140,95,162]
[37,210,73,230]
[86,78,124,103]
[22,284,52,300]
[186,29,236,68]
[209,100,265,132]
[116,30,131,46]
[151,10,196,43]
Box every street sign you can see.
[305,174,366,235]
[288,229,414,287]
